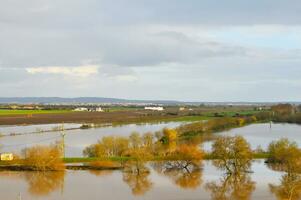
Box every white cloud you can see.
[26,65,99,77]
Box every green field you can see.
[204,110,261,117]
[161,115,214,122]
[0,109,72,115]
[62,152,270,163]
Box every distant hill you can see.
[0,97,181,105]
[0,97,299,106]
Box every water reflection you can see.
[89,170,113,177]
[122,162,153,195]
[24,171,65,196]
[0,161,297,200]
[0,171,65,196]
[152,161,203,189]
[206,173,255,200]
[270,173,301,200]
[268,163,301,200]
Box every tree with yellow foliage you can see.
[211,136,253,175]
[23,144,65,171]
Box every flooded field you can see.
[203,123,301,151]
[0,122,184,157]
[2,122,301,157]
[1,122,301,199]
[0,160,288,200]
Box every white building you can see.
[0,153,14,161]
[179,107,185,111]
[74,107,88,111]
[95,107,104,112]
[144,106,164,111]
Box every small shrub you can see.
[23,145,64,171]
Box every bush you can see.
[83,136,129,157]
[267,138,301,172]
[23,145,64,171]
[170,144,203,162]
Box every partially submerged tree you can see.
[267,138,301,172]
[22,144,65,171]
[267,139,301,200]
[211,136,253,175]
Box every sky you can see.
[1,0,301,102]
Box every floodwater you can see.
[0,123,81,136]
[203,122,301,151]
[2,122,301,156]
[1,122,301,199]
[0,160,289,200]
[0,122,183,157]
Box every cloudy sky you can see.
[1,0,301,101]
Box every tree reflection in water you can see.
[89,170,113,177]
[268,163,301,200]
[205,135,255,199]
[206,172,255,200]
[152,161,203,189]
[23,171,65,196]
[270,173,301,200]
[122,161,153,196]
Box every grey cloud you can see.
[0,0,299,69]
[0,0,300,100]
[1,0,301,27]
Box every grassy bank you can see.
[62,152,270,163]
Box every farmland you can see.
[0,106,262,125]
[0,109,72,115]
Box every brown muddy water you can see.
[1,123,301,199]
[0,160,287,200]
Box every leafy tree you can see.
[211,136,253,175]
[129,132,142,149]
[123,147,153,174]
[172,144,203,164]
[83,136,129,157]
[142,132,154,148]
[267,138,301,172]
[23,144,64,171]
[272,104,295,116]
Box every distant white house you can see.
[144,106,164,111]
[74,107,104,112]
[0,153,14,161]
[94,107,104,112]
[74,107,88,111]
[179,107,185,111]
